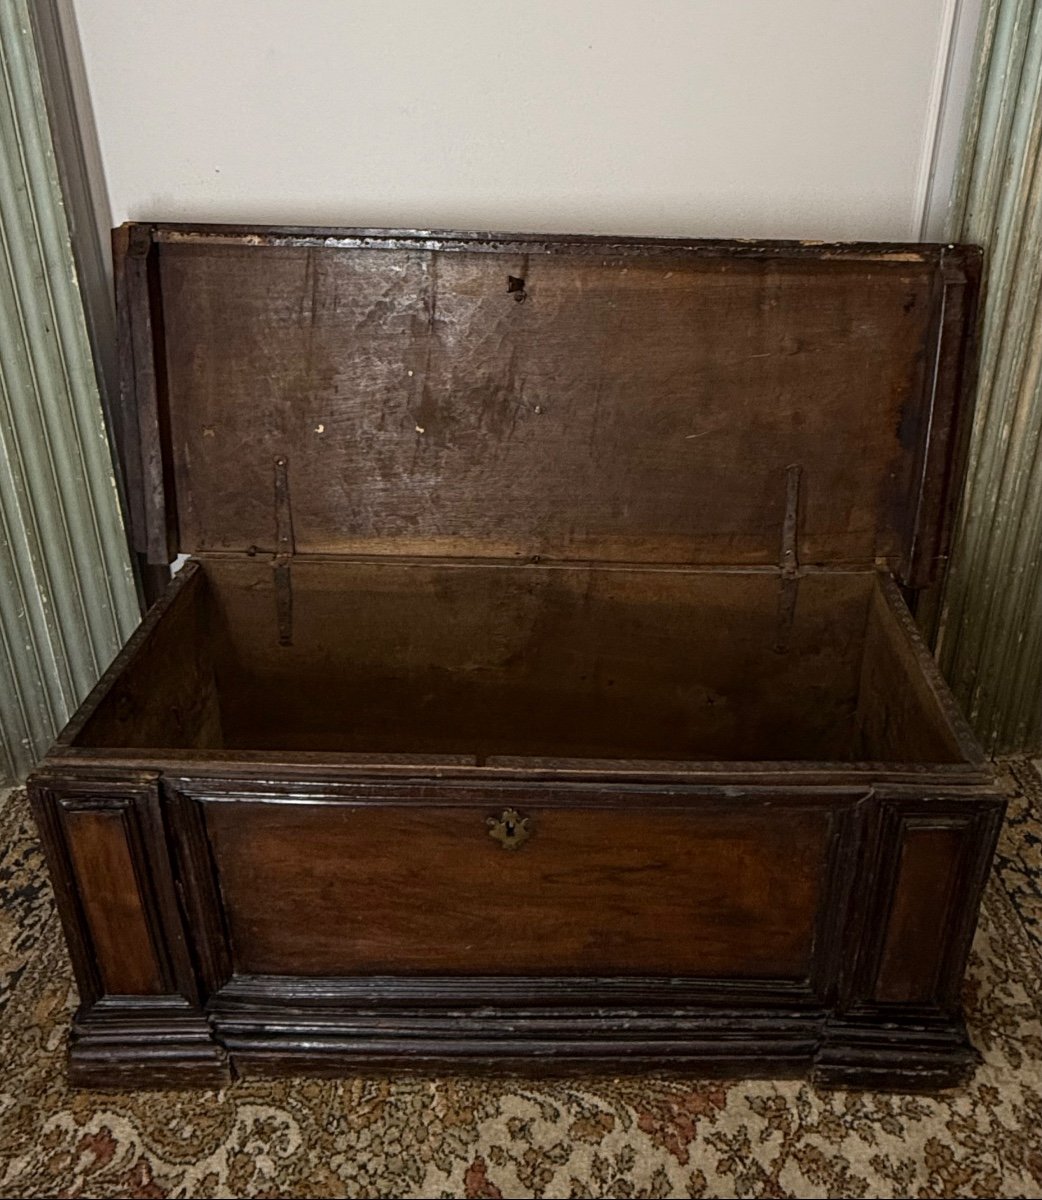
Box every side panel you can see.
[852,792,1004,1013]
[815,789,1005,1087]
[29,774,228,1087]
[874,825,968,1004]
[61,804,165,995]
[65,562,222,752]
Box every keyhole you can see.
[507,275,527,303]
[504,821,516,838]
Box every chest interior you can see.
[71,557,963,765]
[71,227,983,771]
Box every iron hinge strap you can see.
[775,463,802,653]
[273,455,294,646]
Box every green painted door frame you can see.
[939,0,1042,753]
[0,0,137,783]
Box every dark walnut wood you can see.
[29,226,1001,1089]
[202,794,835,978]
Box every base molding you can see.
[64,991,980,1092]
[70,998,231,1089]
[220,1024,819,1080]
[207,985,977,1088]
[812,1017,979,1090]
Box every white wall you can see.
[68,0,980,244]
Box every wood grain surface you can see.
[135,232,978,583]
[203,796,835,978]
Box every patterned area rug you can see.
[2,765,1042,1199]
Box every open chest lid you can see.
[115,224,980,587]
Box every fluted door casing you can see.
[938,0,1042,753]
[0,0,137,783]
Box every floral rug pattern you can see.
[1,764,1041,1199]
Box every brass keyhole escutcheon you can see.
[487,807,531,850]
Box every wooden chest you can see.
[29,225,1004,1089]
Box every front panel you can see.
[29,768,1003,1086]
[171,781,864,991]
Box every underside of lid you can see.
[114,225,980,588]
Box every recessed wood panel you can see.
[203,797,836,978]
[63,806,164,995]
[873,825,965,1004]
